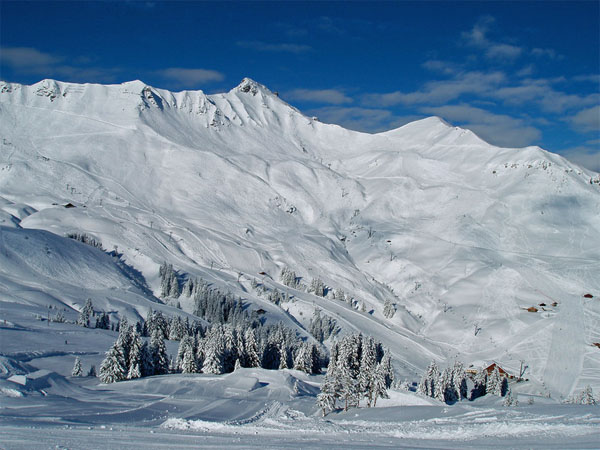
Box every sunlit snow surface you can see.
[0,79,599,447]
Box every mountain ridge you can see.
[1,78,599,397]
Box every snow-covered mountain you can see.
[1,77,599,398]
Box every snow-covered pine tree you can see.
[95,312,110,330]
[380,351,394,389]
[576,385,597,405]
[280,266,297,288]
[77,298,94,327]
[471,368,487,400]
[372,362,389,407]
[451,361,468,401]
[437,367,458,403]
[149,330,169,375]
[317,342,341,416]
[338,334,362,410]
[127,328,143,379]
[72,356,83,377]
[359,336,377,406]
[293,342,313,374]
[202,326,225,374]
[334,288,346,302]
[169,270,180,298]
[181,344,198,373]
[99,343,126,383]
[503,388,518,406]
[235,326,247,367]
[309,277,325,297]
[487,366,505,397]
[417,361,439,398]
[383,299,395,319]
[182,277,195,297]
[244,328,260,368]
[223,326,238,372]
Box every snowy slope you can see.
[1,78,599,399]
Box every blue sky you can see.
[1,1,598,170]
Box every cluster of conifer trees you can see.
[317,333,394,416]
[417,361,510,404]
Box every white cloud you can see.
[157,68,224,86]
[461,16,523,62]
[0,46,121,82]
[362,71,505,106]
[0,46,62,68]
[285,88,353,105]
[307,106,418,133]
[559,146,600,172]
[567,105,600,133]
[236,41,311,53]
[493,79,599,113]
[486,43,522,60]
[421,104,541,148]
[531,48,562,60]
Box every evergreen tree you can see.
[380,351,394,389]
[487,367,506,397]
[88,365,96,377]
[309,277,325,297]
[202,327,225,374]
[149,330,169,375]
[181,345,198,373]
[72,356,83,377]
[359,336,377,406]
[99,343,126,383]
[471,368,487,400]
[293,342,313,373]
[438,367,458,403]
[383,299,395,319]
[127,328,143,379]
[280,267,298,288]
[451,361,468,400]
[334,289,346,302]
[77,298,94,327]
[244,329,260,368]
[372,362,389,407]
[418,361,439,398]
[577,385,597,405]
[95,312,110,330]
[503,388,518,406]
[176,336,194,371]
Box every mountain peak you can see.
[235,77,271,96]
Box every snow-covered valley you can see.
[0,78,599,447]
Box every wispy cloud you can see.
[531,47,563,60]
[157,68,224,87]
[567,105,600,133]
[0,46,62,68]
[422,60,459,75]
[461,16,523,62]
[362,71,505,106]
[493,79,599,113]
[236,40,311,53]
[308,106,417,133]
[421,104,541,148]
[285,88,353,105]
[560,145,600,172]
[0,46,120,82]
